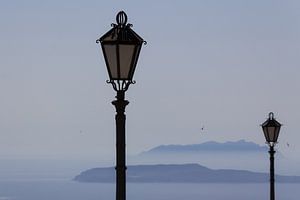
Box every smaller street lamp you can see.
[261,112,282,200]
[96,11,145,200]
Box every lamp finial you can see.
[116,11,128,26]
[269,112,274,120]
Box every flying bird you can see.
[199,126,205,134]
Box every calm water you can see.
[0,180,299,200]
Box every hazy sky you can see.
[0,0,299,161]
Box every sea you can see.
[0,179,299,200]
[0,159,299,200]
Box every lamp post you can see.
[261,112,282,200]
[96,11,145,200]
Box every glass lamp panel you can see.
[131,45,141,75]
[119,44,136,79]
[263,126,270,142]
[102,44,118,79]
[267,127,276,142]
[274,126,281,142]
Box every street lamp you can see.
[96,11,145,200]
[261,112,282,200]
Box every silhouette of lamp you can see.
[96,11,145,200]
[261,112,282,200]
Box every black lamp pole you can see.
[97,11,145,200]
[261,112,282,200]
[113,90,128,200]
[269,145,275,200]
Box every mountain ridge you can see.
[141,140,267,155]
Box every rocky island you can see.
[74,163,300,183]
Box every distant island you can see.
[74,163,300,183]
[141,140,268,155]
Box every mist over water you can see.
[0,180,299,200]
[0,158,299,200]
[130,151,300,176]
[0,141,299,200]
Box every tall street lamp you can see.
[96,11,145,200]
[261,112,282,200]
